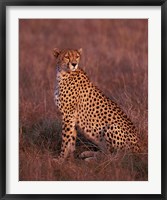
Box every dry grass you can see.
[19,19,148,181]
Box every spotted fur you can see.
[53,48,140,161]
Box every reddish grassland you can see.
[19,19,148,181]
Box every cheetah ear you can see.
[53,48,60,58]
[78,48,82,55]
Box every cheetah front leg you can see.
[56,114,77,163]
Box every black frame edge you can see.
[0,0,6,200]
[1,0,166,200]
[1,0,166,6]
[0,194,165,200]
[161,1,167,200]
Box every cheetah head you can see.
[53,48,82,72]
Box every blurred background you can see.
[19,19,148,181]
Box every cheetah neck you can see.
[54,66,62,105]
[54,65,71,108]
[56,65,68,76]
[56,64,75,82]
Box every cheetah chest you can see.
[54,71,62,109]
[54,71,72,110]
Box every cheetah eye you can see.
[76,55,80,59]
[64,55,69,59]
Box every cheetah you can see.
[53,48,140,162]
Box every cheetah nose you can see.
[72,63,77,67]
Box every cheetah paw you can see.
[79,151,100,161]
[51,157,64,166]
